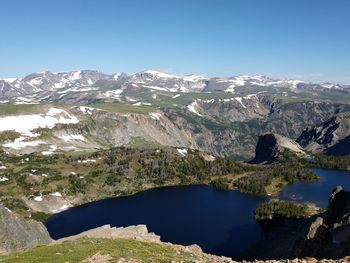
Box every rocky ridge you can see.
[297,112,350,156]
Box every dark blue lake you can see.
[45,168,350,259]
[280,168,350,207]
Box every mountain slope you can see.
[297,112,350,156]
[1,97,350,160]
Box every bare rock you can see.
[0,203,52,252]
[307,217,324,240]
[250,133,304,164]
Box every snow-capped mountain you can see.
[0,70,349,104]
[129,70,208,92]
[204,75,303,93]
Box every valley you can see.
[1,70,350,261]
[3,0,350,261]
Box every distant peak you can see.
[141,70,175,79]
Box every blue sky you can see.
[1,0,350,83]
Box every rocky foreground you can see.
[0,204,51,253]
[2,187,350,262]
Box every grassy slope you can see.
[0,238,202,263]
[91,103,158,114]
[0,104,47,116]
[0,104,74,116]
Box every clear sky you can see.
[1,0,350,83]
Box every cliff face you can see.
[250,133,304,164]
[248,187,350,260]
[297,112,350,156]
[299,186,350,259]
[0,204,52,252]
[2,96,349,160]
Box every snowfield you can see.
[0,108,79,134]
[0,107,80,151]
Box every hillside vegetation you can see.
[0,238,207,263]
[254,200,318,221]
[0,146,318,217]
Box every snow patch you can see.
[142,85,168,91]
[126,97,137,102]
[1,78,17,83]
[234,97,247,109]
[78,159,96,164]
[34,196,43,202]
[41,151,53,155]
[59,134,85,142]
[202,99,215,104]
[0,108,79,134]
[41,145,57,155]
[4,138,46,150]
[104,89,123,98]
[69,70,82,81]
[244,94,257,99]
[0,177,9,182]
[142,70,175,79]
[79,106,95,115]
[187,101,203,116]
[183,75,205,82]
[149,112,162,120]
[177,148,188,157]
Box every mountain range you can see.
[1,70,350,104]
[1,69,350,160]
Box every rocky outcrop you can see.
[248,187,350,260]
[297,112,350,156]
[56,224,161,243]
[250,133,304,164]
[0,204,52,252]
